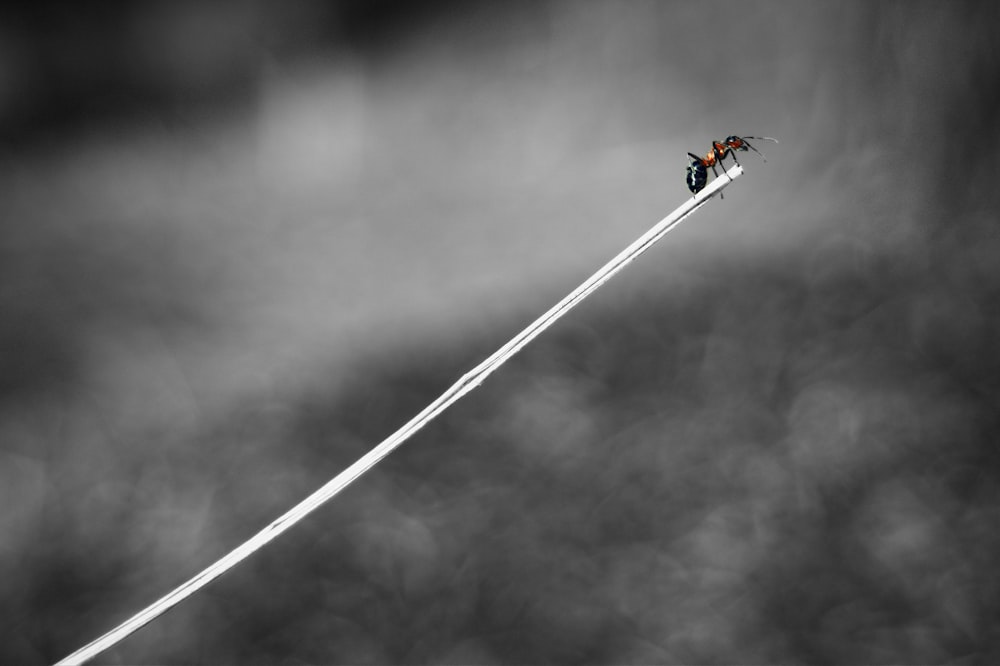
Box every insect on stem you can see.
[685,135,778,195]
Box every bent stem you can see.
[57,162,744,666]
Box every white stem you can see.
[56,163,743,665]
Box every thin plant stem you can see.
[56,163,743,665]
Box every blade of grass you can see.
[57,163,743,665]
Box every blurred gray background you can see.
[3,1,1000,663]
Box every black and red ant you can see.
[686,135,778,196]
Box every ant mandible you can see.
[686,135,778,197]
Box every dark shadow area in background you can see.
[0,0,481,147]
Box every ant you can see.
[686,135,778,197]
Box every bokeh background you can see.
[3,1,1000,663]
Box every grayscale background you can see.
[3,1,999,663]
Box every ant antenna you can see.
[740,136,778,162]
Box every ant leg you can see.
[742,140,767,162]
[718,153,737,187]
[710,163,725,199]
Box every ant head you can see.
[724,135,749,151]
